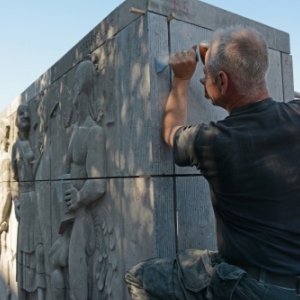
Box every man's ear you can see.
[218,71,229,95]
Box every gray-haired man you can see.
[126,26,300,299]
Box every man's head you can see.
[200,26,269,109]
[16,103,30,133]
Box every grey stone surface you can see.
[115,15,152,176]
[148,13,174,176]
[148,0,290,53]
[281,53,295,101]
[176,177,217,252]
[0,0,296,299]
[267,49,284,102]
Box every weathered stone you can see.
[0,0,295,299]
[11,104,46,299]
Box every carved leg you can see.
[37,287,45,300]
[51,269,65,300]
[6,285,11,300]
[68,243,88,300]
[18,288,28,300]
[35,244,46,299]
[68,219,90,300]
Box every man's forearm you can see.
[163,77,190,147]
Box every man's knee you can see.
[125,261,145,289]
[51,269,65,300]
[126,265,160,300]
[125,258,177,300]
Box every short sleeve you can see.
[173,125,202,168]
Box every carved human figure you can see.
[49,60,106,300]
[0,120,12,297]
[0,120,11,235]
[11,104,45,300]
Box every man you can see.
[49,60,106,300]
[126,26,300,299]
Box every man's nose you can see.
[200,77,205,85]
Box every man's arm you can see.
[163,47,198,147]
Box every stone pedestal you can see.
[0,0,294,299]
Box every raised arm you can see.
[163,47,198,147]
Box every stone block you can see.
[267,49,284,102]
[0,0,295,298]
[281,53,295,101]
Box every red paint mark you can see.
[173,0,189,15]
[183,2,189,15]
[173,0,179,11]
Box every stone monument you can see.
[0,118,12,298]
[11,103,46,300]
[49,60,116,299]
[0,0,295,299]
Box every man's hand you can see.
[65,187,80,211]
[169,46,198,81]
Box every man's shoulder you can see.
[274,99,300,116]
[285,99,300,107]
[175,122,220,142]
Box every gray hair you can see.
[207,26,269,95]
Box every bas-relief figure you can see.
[49,60,116,300]
[0,119,12,297]
[11,104,46,300]
[0,119,11,235]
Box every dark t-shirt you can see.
[173,98,300,275]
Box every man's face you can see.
[16,105,30,132]
[199,49,223,107]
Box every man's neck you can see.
[226,86,270,115]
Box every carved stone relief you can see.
[0,118,11,234]
[0,118,13,298]
[11,104,46,299]
[49,60,116,299]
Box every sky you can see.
[0,0,299,112]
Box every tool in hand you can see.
[155,45,199,73]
